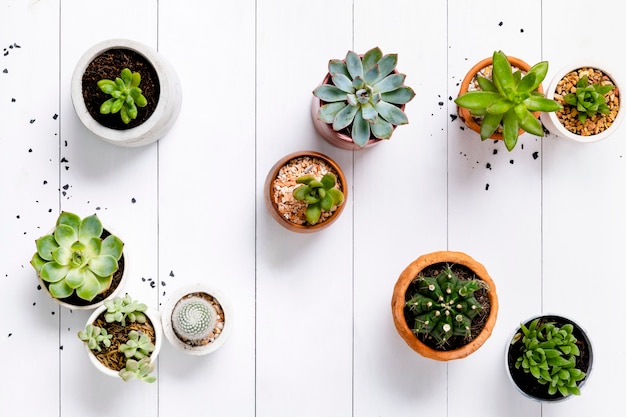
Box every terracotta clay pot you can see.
[311,72,406,150]
[391,250,498,361]
[457,56,543,141]
[265,151,347,233]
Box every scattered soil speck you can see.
[493,149,498,155]
[450,114,458,122]
[29,119,35,124]
[53,114,58,120]
[169,271,175,277]
[520,28,525,33]
[8,333,12,337]
[485,184,490,191]
[510,160,514,164]
[498,21,503,26]
[131,197,136,203]
[532,151,539,160]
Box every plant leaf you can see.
[318,102,346,123]
[313,84,348,102]
[351,109,370,147]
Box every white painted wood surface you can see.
[0,0,622,416]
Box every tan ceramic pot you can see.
[391,250,498,361]
[457,56,543,141]
[264,151,347,233]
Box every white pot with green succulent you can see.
[71,38,182,147]
[78,294,163,383]
[161,282,233,355]
[30,211,126,310]
[311,47,415,150]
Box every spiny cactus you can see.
[406,264,486,346]
[313,47,415,147]
[98,67,148,124]
[77,324,112,352]
[171,294,218,344]
[563,74,615,123]
[30,212,124,302]
[104,294,148,327]
[293,173,344,225]
[513,318,586,397]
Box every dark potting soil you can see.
[81,48,160,130]
[403,262,491,351]
[506,315,592,401]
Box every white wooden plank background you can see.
[0,1,623,416]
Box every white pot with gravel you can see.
[541,61,624,143]
[161,282,233,355]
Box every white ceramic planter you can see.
[541,62,624,143]
[71,38,182,147]
[84,304,163,379]
[161,282,233,355]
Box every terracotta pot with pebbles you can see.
[71,38,182,147]
[265,151,347,233]
[161,283,233,355]
[78,294,162,383]
[506,314,593,401]
[455,51,561,151]
[30,211,127,310]
[391,251,498,361]
[541,63,623,143]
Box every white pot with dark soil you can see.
[161,283,233,355]
[71,38,182,147]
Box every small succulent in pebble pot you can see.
[30,211,124,305]
[293,173,345,225]
[162,283,233,355]
[563,74,615,123]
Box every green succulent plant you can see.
[30,212,124,302]
[104,294,148,327]
[563,74,615,123]
[172,295,217,344]
[98,68,148,124]
[77,324,112,352]
[405,264,487,346]
[313,47,415,147]
[454,50,563,151]
[513,318,586,397]
[119,358,156,383]
[119,330,155,360]
[293,173,345,225]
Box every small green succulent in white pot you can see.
[161,282,233,355]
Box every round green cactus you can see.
[30,211,124,302]
[406,264,487,346]
[171,294,218,344]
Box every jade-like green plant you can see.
[513,318,586,397]
[119,330,155,360]
[30,212,124,302]
[455,50,563,151]
[172,295,217,344]
[313,47,415,147]
[405,264,487,346]
[293,173,345,225]
[98,68,148,124]
[77,324,112,352]
[119,358,156,383]
[563,74,615,123]
[104,294,148,327]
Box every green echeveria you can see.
[30,212,124,302]
[563,74,615,123]
[313,47,415,147]
[292,173,345,225]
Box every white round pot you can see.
[161,282,233,356]
[541,61,624,143]
[71,38,182,147]
[84,304,163,379]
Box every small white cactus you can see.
[171,294,218,345]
